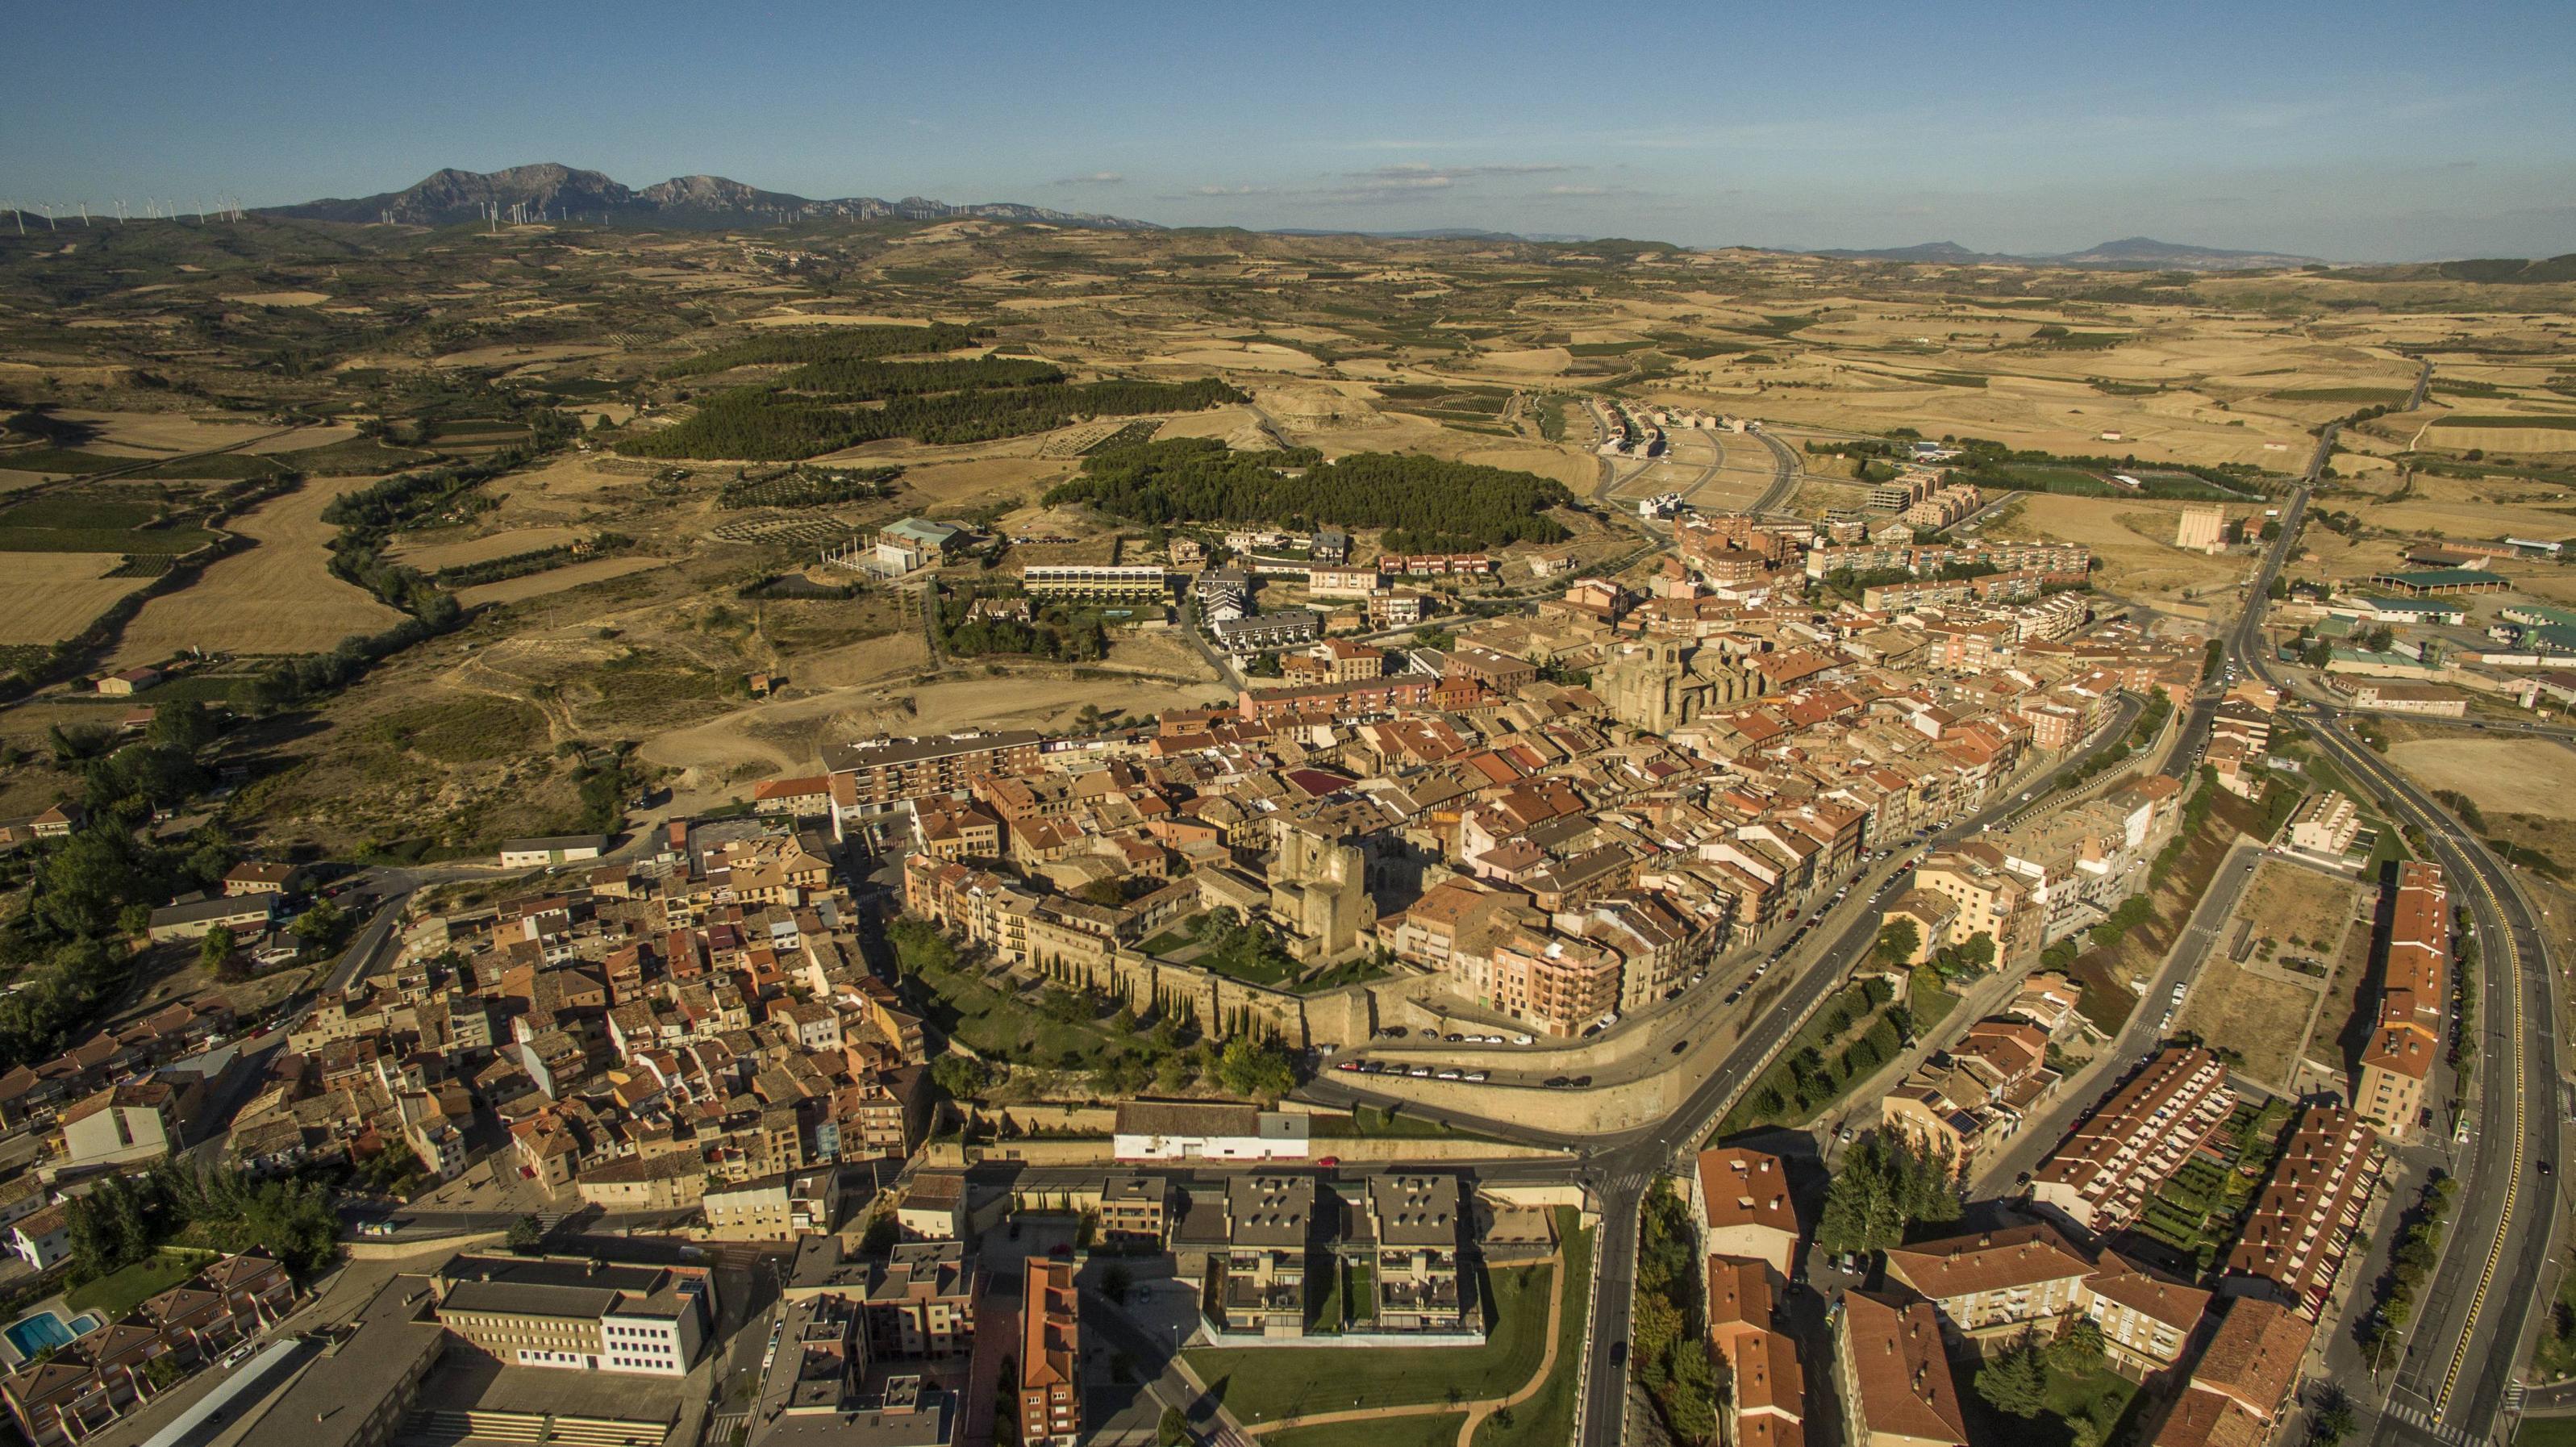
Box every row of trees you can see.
[1046,436,1575,548]
[2358,1173,2457,1350]
[621,377,1244,461]
[1632,1179,1719,1442]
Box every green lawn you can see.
[1137,930,1193,956]
[2520,1418,2576,1447]
[1345,1264,1375,1324]
[67,1249,213,1320]
[2530,1267,2576,1379]
[1264,1414,1468,1447]
[909,957,1120,1070]
[1475,1209,1593,1447]
[1308,1106,1508,1145]
[1190,1261,1553,1424]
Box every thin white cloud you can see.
[1053,171,1125,186]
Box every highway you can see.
[2206,414,2559,1447]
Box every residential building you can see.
[145,894,277,944]
[1356,1174,1474,1335]
[2149,1297,2313,1447]
[823,731,1044,819]
[2031,1047,2237,1232]
[1019,1258,1082,1446]
[2286,790,2361,856]
[703,1168,843,1241]
[1835,1288,1970,1447]
[59,1077,194,1170]
[1695,1147,1800,1278]
[1100,1176,1168,1248]
[1202,1174,1314,1339]
[2356,863,2447,1140]
[1209,610,1323,654]
[2226,1107,2382,1320]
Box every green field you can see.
[0,448,284,480]
[1188,1260,1554,1424]
[67,1249,215,1320]
[2433,414,2576,429]
[1265,1415,1468,1447]
[2519,1420,2576,1447]
[1473,1209,1592,1447]
[0,526,217,553]
[2270,387,2414,403]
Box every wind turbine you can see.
[76,202,90,227]
[4,203,21,237]
[43,205,56,231]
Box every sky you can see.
[8,0,2575,261]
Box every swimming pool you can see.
[4,1311,100,1359]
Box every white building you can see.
[1113,1103,1311,1161]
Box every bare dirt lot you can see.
[0,553,148,644]
[112,477,407,663]
[2389,738,2576,822]
[2174,957,2320,1093]
[1990,493,2256,602]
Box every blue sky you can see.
[8,1,2574,260]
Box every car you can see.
[1690,971,1706,985]
[1671,1039,1690,1055]
[1386,1027,1409,1038]
[1463,1071,1488,1082]
[1544,1076,1571,1088]
[1444,1032,1465,1043]
[1408,1065,1432,1078]
[1336,1060,1362,1072]
[1836,1124,1855,1143]
[1315,1156,1340,1169]
[1436,1069,1462,1081]
[2543,1161,2557,1177]
[1570,1075,1593,1087]
[1663,986,1683,1001]
[1581,1023,1604,1038]
[1513,1034,1534,1046]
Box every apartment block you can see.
[2356,861,2449,1140]
[2224,1106,2382,1319]
[1836,1288,1969,1447]
[822,731,1045,819]
[1019,1257,1082,1446]
[2031,1048,2237,1233]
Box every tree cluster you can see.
[1632,1179,1719,1442]
[1046,437,1574,549]
[784,356,1062,400]
[1814,1130,1961,1255]
[658,323,986,378]
[66,1159,340,1281]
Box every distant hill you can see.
[2328,254,2576,285]
[1262,227,1603,244]
[1808,236,2323,271]
[258,162,1161,231]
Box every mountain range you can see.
[256,162,1161,231]
[1807,236,2324,271]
